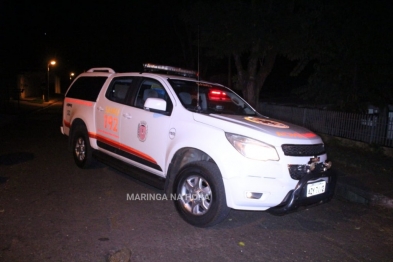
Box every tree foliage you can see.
[183,0,325,107]
[182,0,393,112]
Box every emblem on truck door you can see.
[137,121,148,142]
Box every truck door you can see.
[119,78,174,177]
[95,77,134,154]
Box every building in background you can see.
[16,72,60,99]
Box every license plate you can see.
[306,181,326,197]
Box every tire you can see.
[173,161,230,227]
[72,125,92,168]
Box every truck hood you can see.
[193,113,321,144]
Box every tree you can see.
[183,0,324,107]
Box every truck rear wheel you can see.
[72,125,92,168]
[173,161,230,227]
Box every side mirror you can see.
[144,97,167,112]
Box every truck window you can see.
[66,76,107,102]
[105,77,134,104]
[134,78,173,113]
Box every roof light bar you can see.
[143,63,198,78]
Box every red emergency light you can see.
[208,90,231,101]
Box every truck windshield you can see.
[168,79,257,116]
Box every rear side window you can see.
[105,77,134,104]
[66,76,107,102]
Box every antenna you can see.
[196,25,201,111]
[198,25,200,82]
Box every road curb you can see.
[28,99,62,114]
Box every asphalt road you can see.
[1,102,393,261]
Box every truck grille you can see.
[281,144,325,156]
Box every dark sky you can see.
[3,0,392,94]
[1,0,186,84]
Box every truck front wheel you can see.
[173,161,230,227]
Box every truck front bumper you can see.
[268,168,337,215]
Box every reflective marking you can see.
[64,98,93,107]
[105,106,120,116]
[276,132,316,138]
[244,117,289,128]
[64,120,71,128]
[88,133,157,164]
[98,129,119,139]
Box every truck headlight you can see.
[225,133,279,161]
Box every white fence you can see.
[259,103,393,148]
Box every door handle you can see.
[97,106,104,112]
[122,113,132,119]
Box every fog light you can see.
[246,192,263,199]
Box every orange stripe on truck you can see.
[63,120,71,128]
[276,132,316,138]
[88,132,157,165]
[65,98,93,107]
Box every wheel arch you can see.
[68,118,87,151]
[164,147,216,195]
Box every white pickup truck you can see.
[61,64,336,227]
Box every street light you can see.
[70,72,75,80]
[46,60,56,102]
